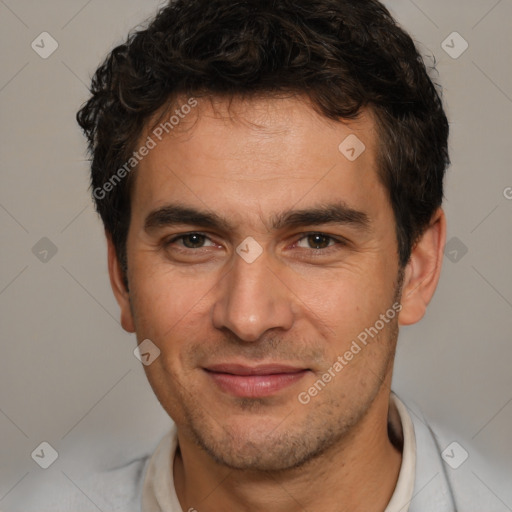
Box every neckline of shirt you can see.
[142,392,416,512]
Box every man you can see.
[53,0,491,510]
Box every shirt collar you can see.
[142,392,417,512]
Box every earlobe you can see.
[106,233,136,333]
[398,208,446,326]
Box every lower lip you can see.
[205,370,309,398]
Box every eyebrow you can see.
[144,201,371,234]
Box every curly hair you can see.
[77,0,449,284]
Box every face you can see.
[117,95,405,471]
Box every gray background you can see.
[1,0,511,509]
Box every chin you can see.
[189,415,340,472]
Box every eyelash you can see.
[163,232,347,255]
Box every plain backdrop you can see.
[1,0,511,509]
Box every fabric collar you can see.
[142,393,417,512]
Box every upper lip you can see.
[204,364,307,376]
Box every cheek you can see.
[297,265,393,347]
[129,258,212,344]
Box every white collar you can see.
[384,393,417,512]
[142,393,416,512]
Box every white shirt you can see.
[16,392,500,511]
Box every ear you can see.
[106,232,135,333]
[398,208,446,326]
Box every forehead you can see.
[131,95,389,229]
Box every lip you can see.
[204,364,309,398]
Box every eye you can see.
[165,232,216,249]
[295,233,340,250]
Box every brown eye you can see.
[164,233,216,249]
[181,233,207,248]
[309,234,331,249]
[296,233,337,250]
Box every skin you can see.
[107,95,446,512]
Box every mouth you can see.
[203,363,310,398]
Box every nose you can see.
[212,248,295,342]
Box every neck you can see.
[174,387,402,512]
